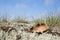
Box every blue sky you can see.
[0,0,60,20]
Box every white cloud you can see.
[44,0,57,6]
[16,4,27,9]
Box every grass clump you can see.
[13,17,29,23]
[46,16,60,27]
[32,15,60,28]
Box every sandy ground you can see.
[0,23,60,40]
